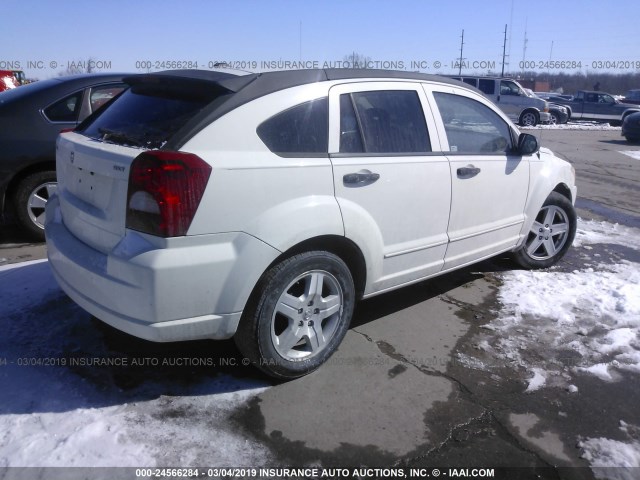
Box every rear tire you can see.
[13,171,57,241]
[512,192,576,269]
[234,251,355,379]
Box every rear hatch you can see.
[56,72,235,253]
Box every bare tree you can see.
[342,52,372,69]
[58,57,95,76]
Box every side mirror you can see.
[517,133,539,155]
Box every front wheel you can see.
[512,192,577,269]
[234,251,355,379]
[519,111,539,127]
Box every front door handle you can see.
[457,165,481,179]
[343,170,380,186]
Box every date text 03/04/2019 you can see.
[519,60,640,70]
[134,467,496,478]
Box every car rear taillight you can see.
[126,151,211,237]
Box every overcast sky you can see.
[3,0,639,79]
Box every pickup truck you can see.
[553,90,640,125]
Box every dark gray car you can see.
[0,74,128,239]
[622,111,640,142]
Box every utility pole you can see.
[508,0,514,68]
[299,21,302,62]
[522,18,528,75]
[458,29,465,75]
[501,24,508,76]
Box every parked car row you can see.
[524,89,569,124]
[546,90,640,126]
[446,75,551,127]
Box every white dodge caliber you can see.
[46,69,577,379]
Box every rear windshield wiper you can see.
[98,128,145,147]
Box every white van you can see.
[448,76,550,126]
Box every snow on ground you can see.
[579,432,640,480]
[620,150,640,161]
[0,260,271,467]
[463,218,640,471]
[522,121,622,131]
[478,218,640,384]
[524,367,547,392]
[3,218,640,469]
[487,260,640,382]
[573,219,640,250]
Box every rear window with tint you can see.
[257,98,328,156]
[81,85,222,149]
[478,79,495,95]
[342,90,431,154]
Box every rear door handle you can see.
[457,165,481,179]
[343,170,380,186]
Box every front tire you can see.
[14,171,57,241]
[234,251,355,379]
[519,110,540,127]
[512,192,576,269]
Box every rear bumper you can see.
[45,195,279,342]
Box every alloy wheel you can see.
[270,270,344,361]
[525,205,570,260]
[27,182,57,230]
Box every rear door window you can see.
[257,98,328,155]
[478,79,495,95]
[339,94,364,153]
[341,90,431,154]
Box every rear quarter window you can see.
[43,91,83,122]
[257,97,328,156]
